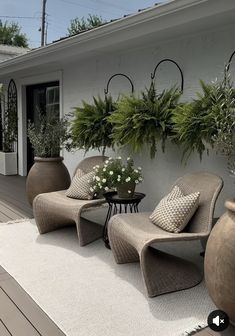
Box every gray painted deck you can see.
[0,266,65,336]
[195,324,235,335]
[0,177,65,335]
[0,175,33,222]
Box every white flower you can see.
[105,187,109,191]
[122,168,125,172]
[139,177,143,181]
[135,180,139,184]
[127,157,131,161]
[98,183,101,187]
[128,190,132,194]
[118,175,121,178]
[117,177,121,182]
[118,156,122,160]
[134,169,138,173]
[96,176,100,181]
[90,187,94,192]
[102,178,106,183]
[138,167,142,170]
[126,177,131,182]
[105,160,109,164]
[103,168,106,172]
[108,157,112,161]
[96,165,100,168]
[109,171,114,175]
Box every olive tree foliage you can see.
[67,14,105,36]
[0,20,28,48]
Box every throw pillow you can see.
[66,170,95,200]
[150,186,200,233]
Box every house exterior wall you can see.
[61,23,235,217]
[9,22,235,217]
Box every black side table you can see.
[103,192,145,249]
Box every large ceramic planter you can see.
[117,182,136,198]
[205,200,235,325]
[0,151,17,175]
[26,157,71,206]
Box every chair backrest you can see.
[73,156,109,176]
[173,172,223,234]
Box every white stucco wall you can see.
[6,20,235,218]
[59,23,235,217]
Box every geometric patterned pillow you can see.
[160,185,184,202]
[65,170,95,200]
[150,186,200,233]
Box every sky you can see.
[1,0,165,48]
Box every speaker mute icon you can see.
[208,310,229,332]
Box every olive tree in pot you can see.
[26,114,71,205]
[0,86,18,175]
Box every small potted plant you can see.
[26,113,71,205]
[91,157,143,198]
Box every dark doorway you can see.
[26,81,59,172]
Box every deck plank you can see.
[0,175,33,222]
[0,267,66,336]
[195,325,235,335]
[0,320,11,336]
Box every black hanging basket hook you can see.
[227,50,235,71]
[151,58,184,92]
[104,73,134,96]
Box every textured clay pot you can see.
[205,200,235,325]
[117,182,136,198]
[26,157,71,206]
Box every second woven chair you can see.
[108,172,223,297]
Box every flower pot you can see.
[0,151,17,175]
[26,157,71,206]
[205,200,235,325]
[117,182,135,198]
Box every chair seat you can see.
[109,212,208,252]
[36,190,106,211]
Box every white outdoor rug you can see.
[0,220,215,336]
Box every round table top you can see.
[103,191,145,204]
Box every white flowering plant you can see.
[90,157,143,194]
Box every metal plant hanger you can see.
[104,73,134,98]
[151,58,184,92]
[226,50,235,71]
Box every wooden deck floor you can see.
[0,175,33,222]
[0,266,65,336]
[195,324,235,335]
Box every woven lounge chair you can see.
[108,172,223,297]
[33,156,108,246]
